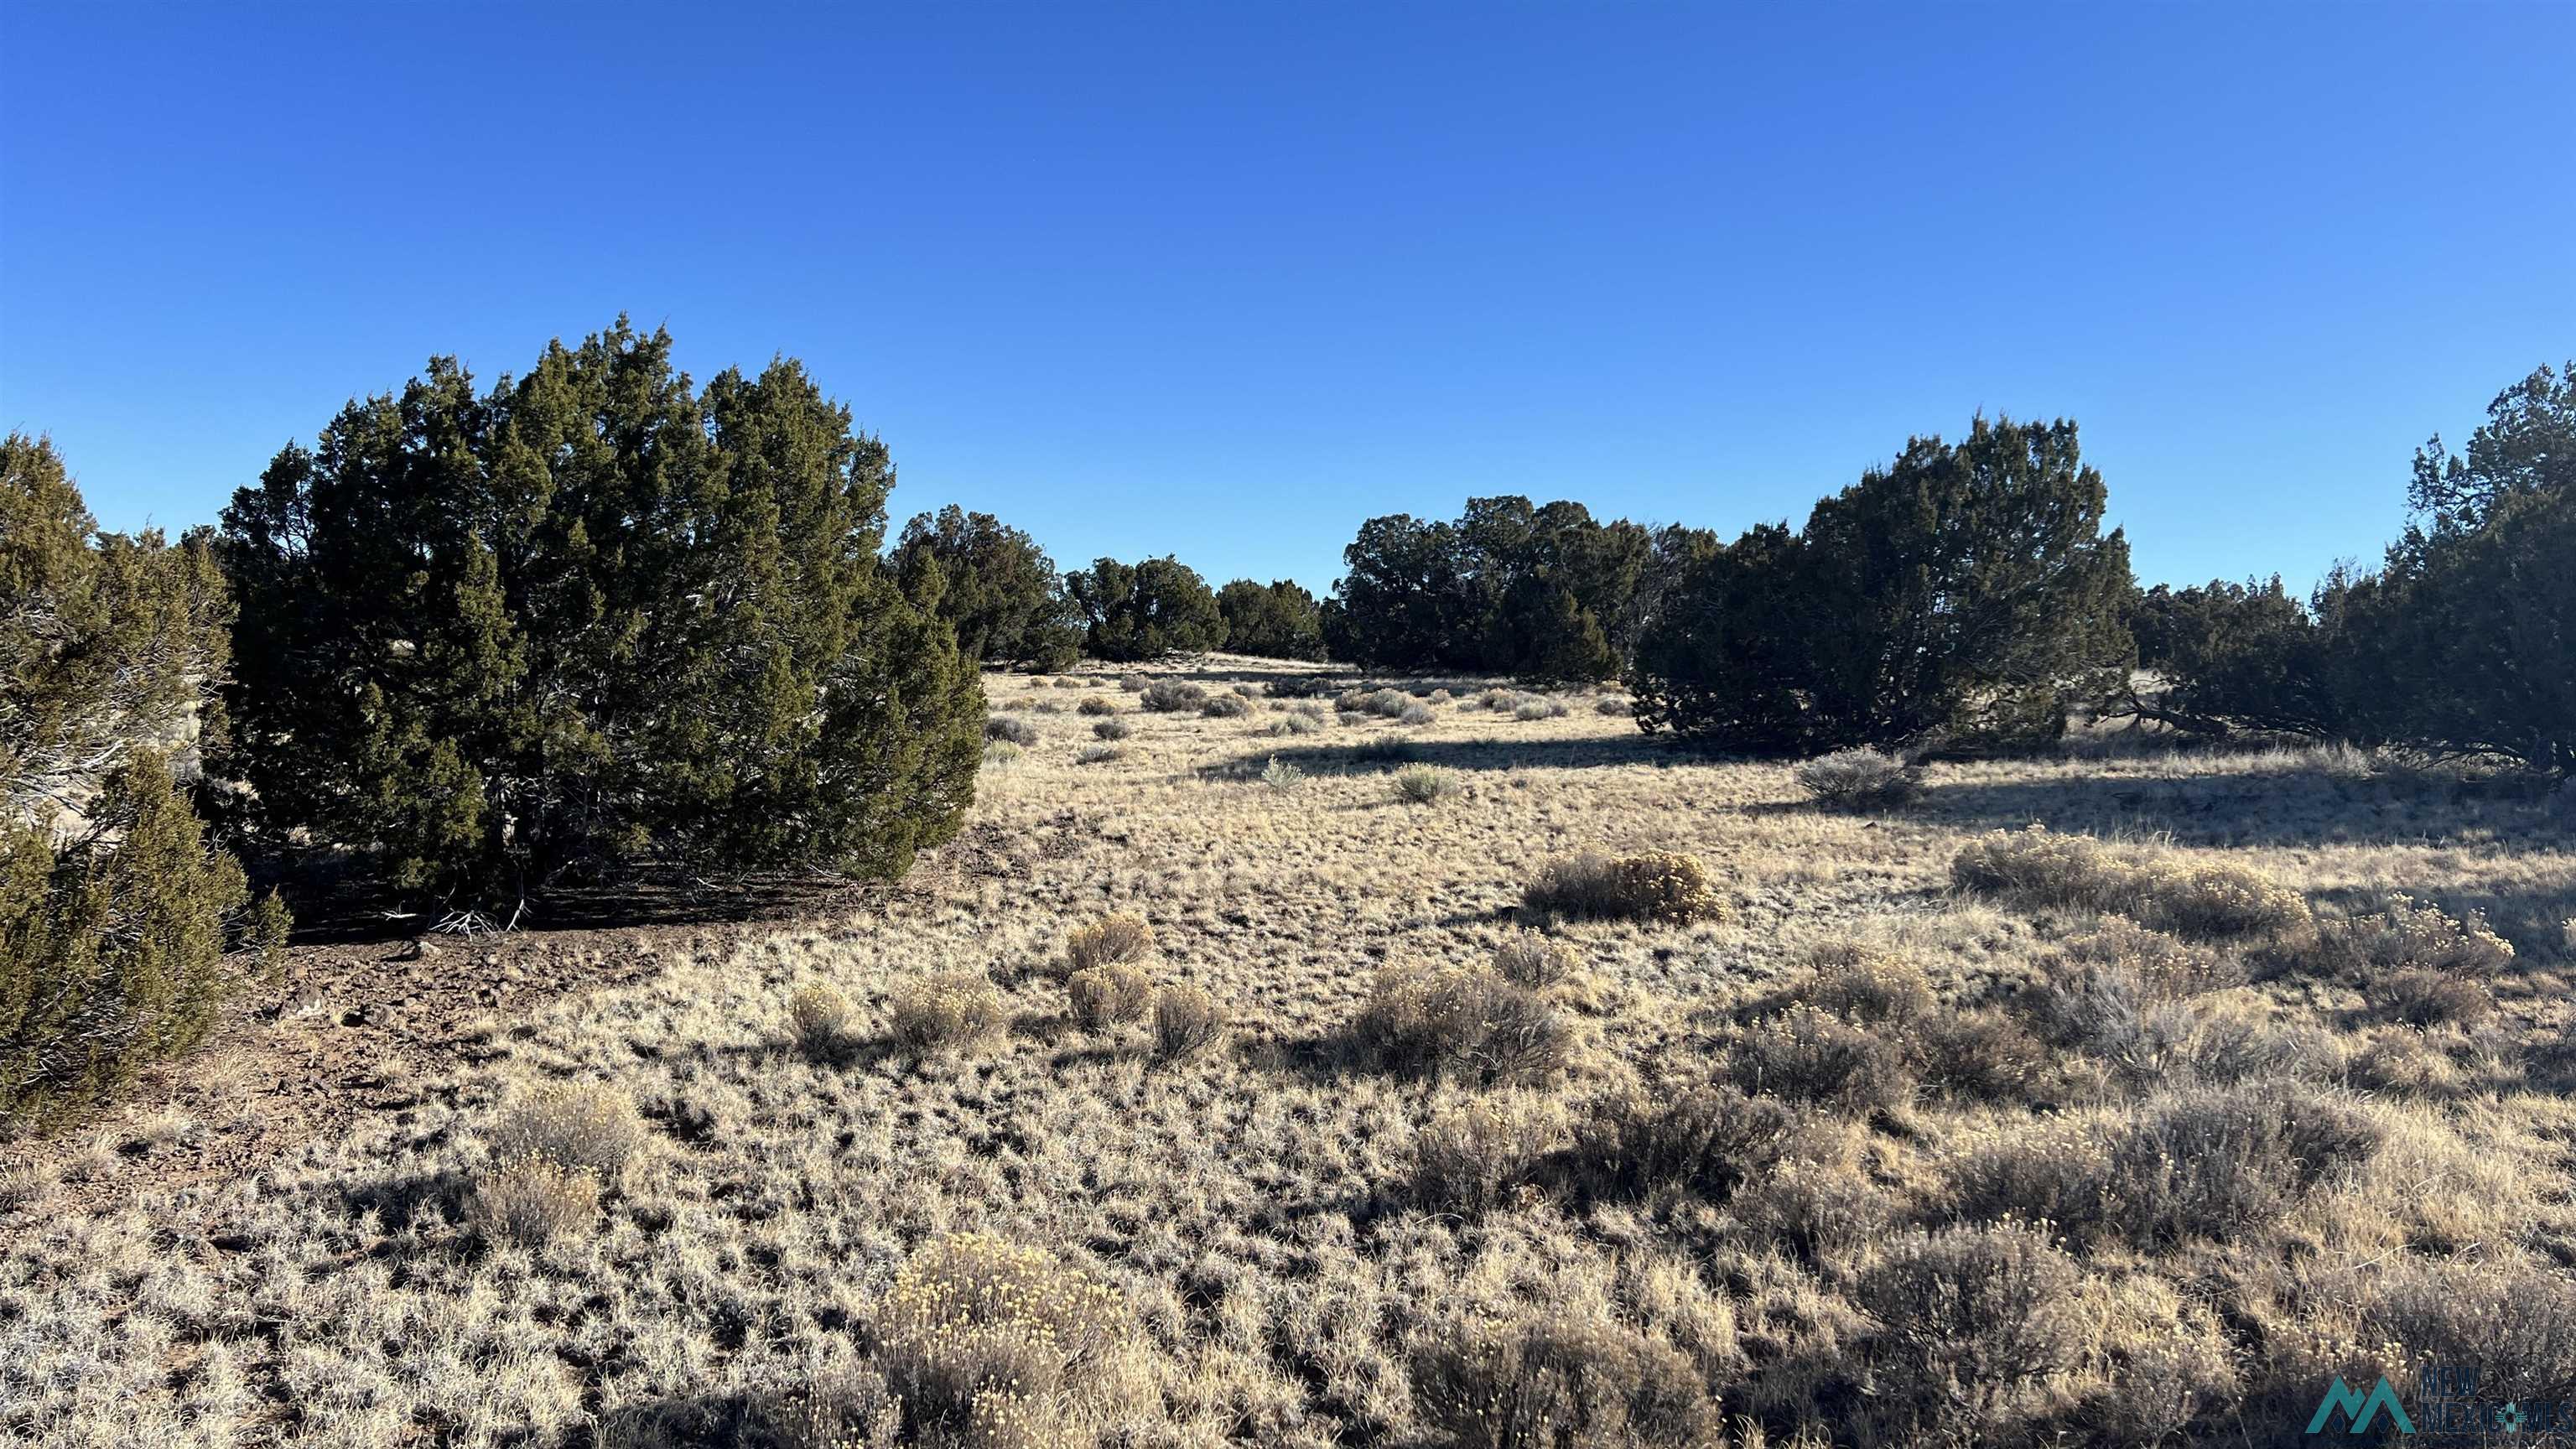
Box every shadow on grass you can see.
[1215,730,1679,778]
[1910,763,2574,852]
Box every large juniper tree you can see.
[218,319,983,906]
[1633,417,2134,753]
[890,505,1081,670]
[1215,579,1327,661]
[1063,556,1226,662]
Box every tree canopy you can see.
[217,319,984,906]
[891,505,1082,670]
[1215,579,1326,661]
[1064,556,1226,662]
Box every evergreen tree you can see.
[890,505,1081,669]
[1215,579,1327,661]
[3,437,284,1124]
[1063,556,1226,661]
[218,319,983,906]
[1632,418,2133,753]
[1327,496,1652,680]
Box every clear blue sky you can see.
[3,3,2569,595]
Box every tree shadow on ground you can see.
[1909,763,2574,853]
[1218,730,1680,778]
[264,860,895,946]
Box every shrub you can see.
[1066,963,1153,1029]
[1091,718,1131,741]
[1150,984,1225,1062]
[1791,747,1923,808]
[1521,850,1727,924]
[2314,894,2516,981]
[1795,941,1935,1024]
[3,753,287,1123]
[1054,677,1083,689]
[1200,693,1249,719]
[1066,912,1153,971]
[888,971,1006,1053]
[1594,694,1633,716]
[755,1368,905,1449]
[1260,756,1305,792]
[787,984,857,1062]
[1352,736,1415,764]
[1479,688,1522,712]
[1567,1084,1794,1203]
[1266,711,1325,737]
[1724,1005,1914,1114]
[1119,673,1149,692]
[2371,968,2495,1026]
[1354,967,1573,1087]
[1408,1093,1565,1215]
[1492,932,1576,990]
[218,323,983,904]
[984,714,1039,745]
[1076,696,1119,716]
[1951,827,2312,938]
[1140,679,1206,713]
[1410,1310,1721,1449]
[1732,1154,1893,1263]
[1364,688,1411,718]
[875,1233,1129,1441]
[1513,698,1568,721]
[1390,763,1459,805]
[1909,1005,2051,1099]
[485,1081,647,1184]
[1852,1221,2084,1437]
[2106,1082,2383,1245]
[466,1151,601,1246]
[1075,744,1121,765]
[1399,703,1436,725]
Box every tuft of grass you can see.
[1076,743,1121,765]
[1952,827,2312,938]
[1266,710,1326,737]
[1066,963,1154,1029]
[981,741,1022,767]
[874,1233,1130,1441]
[1390,763,1459,805]
[1140,680,1206,713]
[1407,1093,1566,1216]
[887,971,1007,1054]
[1354,966,1575,1087]
[1492,932,1577,990]
[1066,912,1153,971]
[1410,1309,1721,1449]
[786,984,858,1062]
[466,1151,600,1246]
[1399,703,1436,725]
[1260,756,1305,792]
[1793,747,1923,808]
[484,1081,647,1184]
[1200,693,1250,719]
[1522,849,1727,923]
[1150,984,1225,1062]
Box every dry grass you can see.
[4,652,2572,1447]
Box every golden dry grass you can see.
[3,653,2573,1446]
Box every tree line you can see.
[4,320,2567,1124]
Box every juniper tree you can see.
[1215,579,1327,661]
[890,505,1082,670]
[3,436,284,1123]
[218,319,984,906]
[1632,418,2134,753]
[1063,556,1226,661]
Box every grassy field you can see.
[6,655,2573,1447]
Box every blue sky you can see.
[3,3,2568,595]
